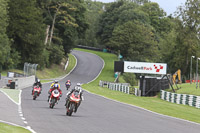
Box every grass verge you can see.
[0,122,30,133]
[37,54,76,83]
[75,48,200,124]
[0,89,20,104]
[172,83,200,96]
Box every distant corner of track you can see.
[41,52,78,85]
[73,49,105,85]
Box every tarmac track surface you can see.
[21,50,200,133]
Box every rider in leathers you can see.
[65,83,83,112]
[48,81,62,101]
[32,79,42,94]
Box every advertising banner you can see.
[124,61,167,74]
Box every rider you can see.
[65,83,83,112]
[65,80,71,85]
[48,80,62,101]
[50,80,60,89]
[65,80,71,90]
[32,79,42,94]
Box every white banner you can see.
[124,61,167,74]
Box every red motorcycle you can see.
[49,89,61,108]
[65,82,71,90]
[32,85,41,100]
[66,91,81,116]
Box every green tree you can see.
[97,1,125,46]
[140,2,166,33]
[7,0,46,68]
[109,21,158,62]
[48,44,65,65]
[174,0,200,76]
[79,0,104,47]
[117,8,150,25]
[0,0,11,71]
[37,0,88,54]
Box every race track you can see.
[21,50,200,133]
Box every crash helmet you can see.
[67,80,70,82]
[77,83,81,86]
[54,84,59,89]
[54,80,58,83]
[37,79,40,83]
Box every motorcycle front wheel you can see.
[67,103,75,116]
[33,92,37,100]
[50,98,56,108]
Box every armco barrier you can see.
[99,80,130,94]
[160,90,200,109]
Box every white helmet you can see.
[77,83,81,86]
[54,80,58,83]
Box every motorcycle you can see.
[65,91,81,116]
[32,85,41,100]
[65,82,71,90]
[49,89,61,108]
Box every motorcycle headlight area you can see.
[70,97,80,102]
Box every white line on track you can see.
[0,89,19,105]
[0,52,78,133]
[0,89,36,132]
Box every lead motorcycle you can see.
[49,89,61,108]
[32,85,41,100]
[65,91,81,116]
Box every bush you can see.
[122,73,137,86]
[48,44,65,65]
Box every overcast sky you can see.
[94,0,187,15]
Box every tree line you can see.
[0,0,88,71]
[82,0,200,79]
[0,0,200,79]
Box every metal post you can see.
[191,56,195,84]
[24,62,28,76]
[142,76,146,96]
[196,58,200,89]
[35,64,38,76]
[196,58,198,89]
[32,64,34,76]
[27,63,30,77]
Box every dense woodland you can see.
[0,0,199,80]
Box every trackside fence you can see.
[99,80,130,94]
[161,90,200,109]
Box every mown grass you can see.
[75,48,200,123]
[173,83,200,96]
[0,89,20,104]
[37,54,76,82]
[0,122,31,133]
[1,69,23,76]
